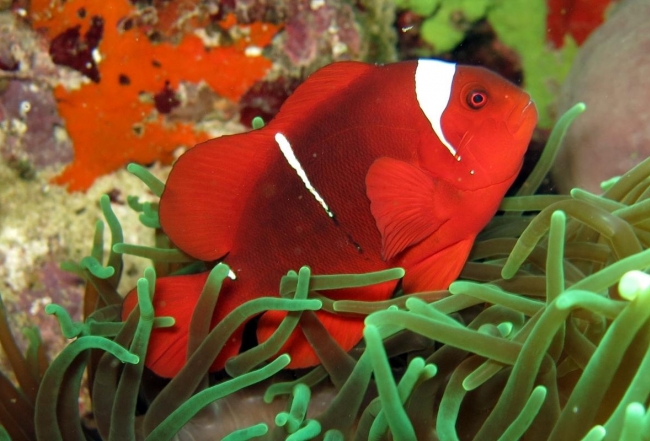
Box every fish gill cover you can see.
[3,104,650,439]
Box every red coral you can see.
[48,15,103,82]
[30,0,281,191]
[153,81,181,114]
[546,0,617,48]
[238,77,300,128]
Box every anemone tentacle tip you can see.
[619,270,650,300]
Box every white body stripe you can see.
[415,59,458,157]
[275,133,334,218]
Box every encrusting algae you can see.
[3,103,650,439]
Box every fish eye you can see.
[466,90,488,110]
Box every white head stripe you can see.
[415,59,457,157]
[275,133,334,218]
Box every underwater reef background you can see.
[3,0,650,439]
[553,0,650,193]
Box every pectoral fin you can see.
[365,157,449,261]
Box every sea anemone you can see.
[3,103,650,439]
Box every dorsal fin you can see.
[160,62,374,261]
[270,61,374,131]
[159,130,274,261]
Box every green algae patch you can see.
[487,0,579,128]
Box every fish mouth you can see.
[508,100,538,136]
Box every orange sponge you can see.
[31,0,281,191]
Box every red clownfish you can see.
[122,59,537,378]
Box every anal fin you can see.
[401,239,474,293]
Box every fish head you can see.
[415,60,538,191]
